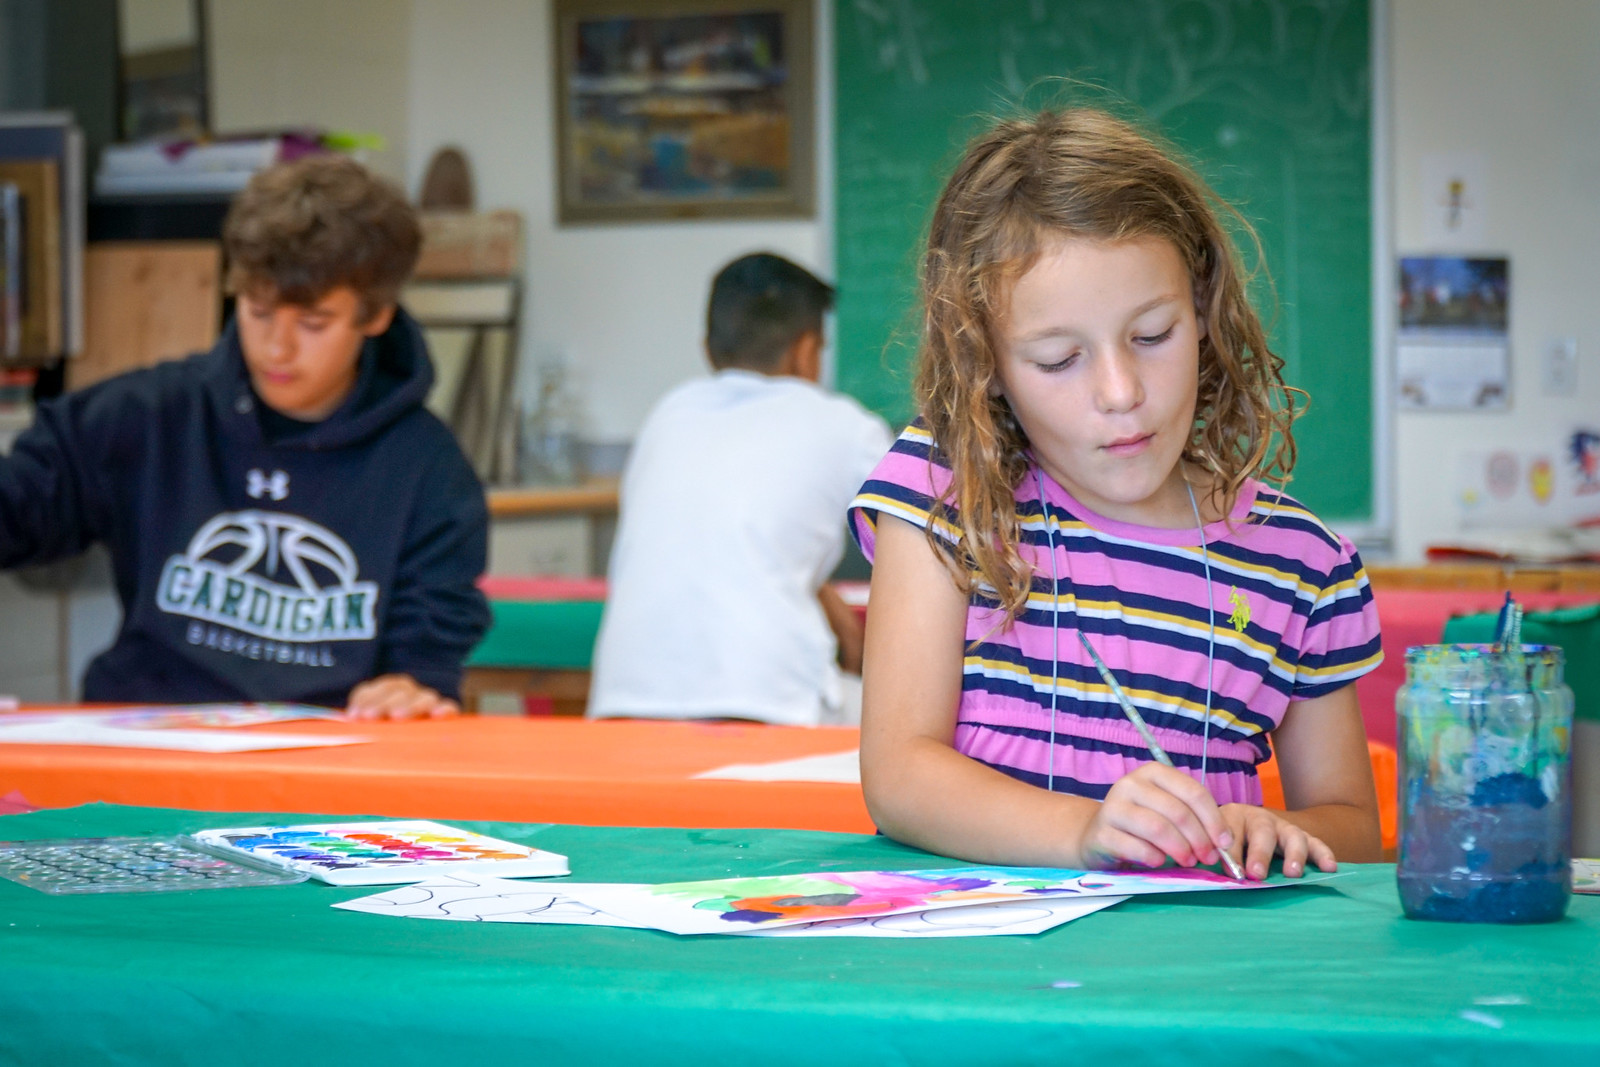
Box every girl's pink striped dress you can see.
[849,422,1383,804]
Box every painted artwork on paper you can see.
[663,866,1236,922]
[333,873,1126,938]
[744,895,1124,938]
[574,865,1274,936]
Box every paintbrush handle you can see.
[1075,631,1173,766]
[1076,630,1245,880]
[1103,673,1174,767]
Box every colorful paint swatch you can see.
[189,820,569,886]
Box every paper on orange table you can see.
[0,719,368,752]
[692,749,859,783]
[0,705,340,729]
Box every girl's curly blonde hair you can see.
[916,108,1303,622]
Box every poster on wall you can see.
[1456,429,1600,529]
[1396,255,1509,410]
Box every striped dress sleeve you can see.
[1291,536,1384,700]
[847,420,959,563]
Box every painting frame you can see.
[553,0,814,224]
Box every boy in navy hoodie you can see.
[0,155,490,718]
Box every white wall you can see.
[405,0,832,443]
[201,0,1598,560]
[207,0,412,182]
[1389,0,1600,560]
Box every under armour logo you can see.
[246,469,290,501]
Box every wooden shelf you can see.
[487,480,620,519]
[1366,562,1600,593]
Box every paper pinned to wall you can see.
[1396,255,1510,411]
[1420,152,1488,249]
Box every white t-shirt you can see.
[588,369,891,726]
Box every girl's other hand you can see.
[1077,763,1235,870]
[1218,803,1337,880]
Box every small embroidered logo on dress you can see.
[1227,587,1251,632]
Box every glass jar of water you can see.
[1397,644,1573,923]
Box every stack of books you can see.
[0,112,83,363]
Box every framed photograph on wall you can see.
[1396,255,1511,410]
[553,0,814,224]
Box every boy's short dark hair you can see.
[223,154,421,322]
[706,253,835,371]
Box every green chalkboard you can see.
[835,0,1373,522]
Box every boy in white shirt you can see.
[588,253,891,726]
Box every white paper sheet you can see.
[1397,341,1509,410]
[1574,858,1600,894]
[0,720,369,752]
[334,874,647,926]
[692,749,860,783]
[332,872,1124,937]
[0,705,342,729]
[570,866,1335,936]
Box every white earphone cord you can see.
[1036,468,1216,792]
[1038,467,1061,794]
[1186,480,1217,783]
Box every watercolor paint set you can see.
[0,836,307,894]
[189,820,570,886]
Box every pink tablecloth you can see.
[1358,589,1597,747]
[479,575,608,601]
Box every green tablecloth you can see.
[465,598,604,670]
[3,804,1598,1065]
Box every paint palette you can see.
[0,836,308,895]
[189,820,570,886]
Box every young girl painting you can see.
[850,109,1383,879]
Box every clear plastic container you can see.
[1396,644,1573,923]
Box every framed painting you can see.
[553,0,814,223]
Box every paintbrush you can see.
[1076,630,1247,880]
[1493,591,1522,652]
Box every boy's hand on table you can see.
[345,674,460,721]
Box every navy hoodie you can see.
[0,308,490,706]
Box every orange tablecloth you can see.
[0,717,872,831]
[0,715,1396,849]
